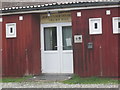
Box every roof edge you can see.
[0,2,120,15]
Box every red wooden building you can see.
[0,2,120,77]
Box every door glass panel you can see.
[44,27,57,51]
[62,26,72,50]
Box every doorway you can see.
[41,22,73,73]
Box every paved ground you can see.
[2,82,119,88]
[1,74,120,88]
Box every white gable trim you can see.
[0,5,119,16]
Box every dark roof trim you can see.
[1,2,120,15]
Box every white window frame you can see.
[6,23,17,38]
[89,18,102,35]
[112,17,120,34]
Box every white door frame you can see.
[40,22,73,73]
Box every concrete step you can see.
[28,73,73,81]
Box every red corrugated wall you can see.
[72,7,119,77]
[2,7,119,77]
[2,14,41,77]
[0,20,2,76]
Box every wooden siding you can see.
[0,21,2,76]
[2,14,41,77]
[72,7,119,77]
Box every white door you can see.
[41,22,73,73]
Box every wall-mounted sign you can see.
[6,23,17,38]
[41,12,71,24]
[66,38,72,46]
[74,35,82,43]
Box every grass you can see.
[1,75,32,83]
[1,74,120,84]
[63,75,120,84]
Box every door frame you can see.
[40,22,73,73]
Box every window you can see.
[6,23,17,38]
[62,26,72,50]
[112,17,120,34]
[10,27,13,33]
[94,23,98,29]
[44,27,57,51]
[89,18,102,35]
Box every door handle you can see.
[54,46,58,47]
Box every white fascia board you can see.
[0,5,119,16]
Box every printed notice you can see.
[66,38,72,46]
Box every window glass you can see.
[44,27,57,51]
[94,23,98,29]
[10,28,13,33]
[62,26,72,50]
[118,22,120,28]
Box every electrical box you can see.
[88,42,93,49]
[74,35,82,43]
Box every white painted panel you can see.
[61,51,73,73]
[42,53,60,73]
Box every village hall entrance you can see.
[40,12,73,73]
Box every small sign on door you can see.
[74,35,82,43]
[66,38,72,46]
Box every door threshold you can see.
[32,73,73,81]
